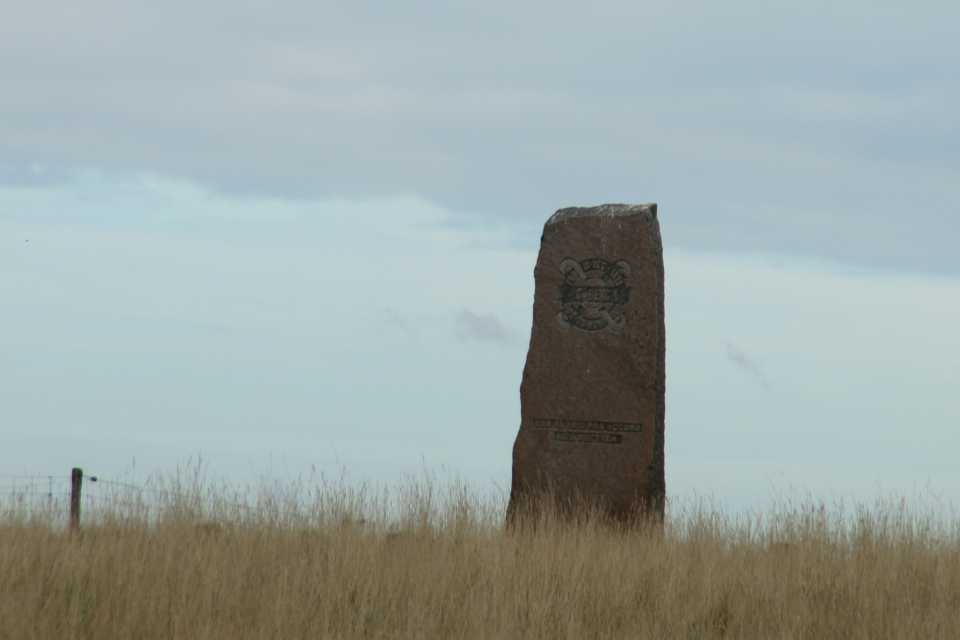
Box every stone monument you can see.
[507,203,665,523]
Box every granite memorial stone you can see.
[507,203,665,523]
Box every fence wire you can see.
[1,468,504,533]
[0,472,316,528]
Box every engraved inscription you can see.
[533,419,643,433]
[553,431,623,445]
[554,258,631,332]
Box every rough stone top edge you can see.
[546,203,658,227]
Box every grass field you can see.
[2,469,959,639]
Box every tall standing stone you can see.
[507,203,665,523]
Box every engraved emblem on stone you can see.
[554,258,631,332]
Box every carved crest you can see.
[554,258,631,332]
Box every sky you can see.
[1,0,959,514]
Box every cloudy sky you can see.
[2,0,958,513]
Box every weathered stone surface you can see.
[507,203,665,523]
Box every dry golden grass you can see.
[2,470,960,639]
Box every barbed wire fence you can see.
[0,466,488,532]
[0,473,75,527]
[0,468,323,530]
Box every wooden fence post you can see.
[70,467,83,531]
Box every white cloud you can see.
[1,0,958,269]
[455,310,519,344]
[725,342,772,390]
